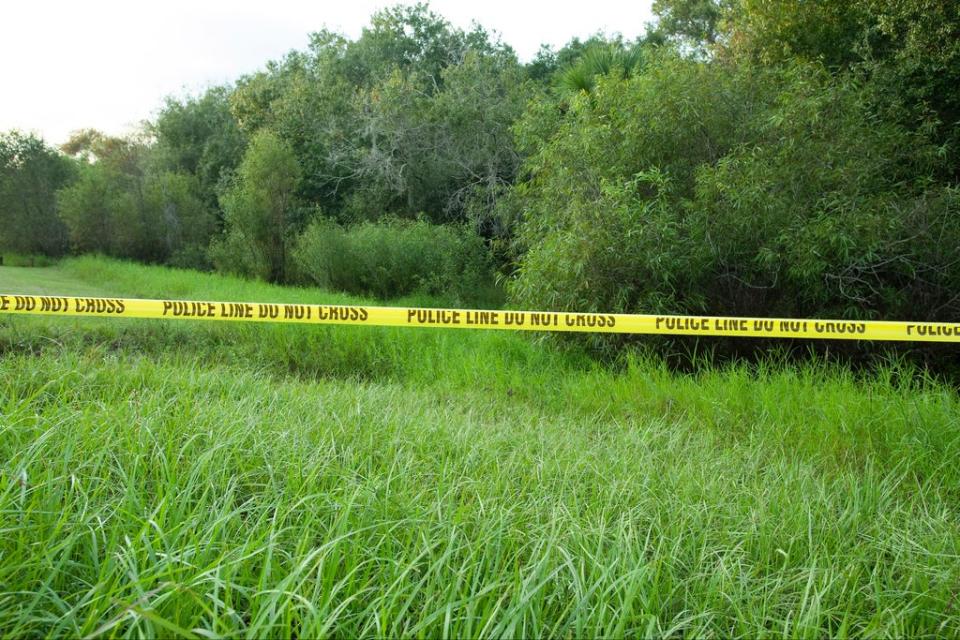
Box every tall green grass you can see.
[1,257,959,637]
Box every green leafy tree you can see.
[229,3,526,225]
[651,0,868,66]
[508,54,769,317]
[652,0,730,52]
[151,86,247,210]
[724,0,868,68]
[57,130,213,265]
[508,57,960,351]
[0,131,76,256]
[143,171,217,268]
[692,66,960,320]
[57,131,154,258]
[230,49,357,209]
[332,51,532,225]
[711,0,960,169]
[336,3,506,88]
[211,131,301,282]
[856,0,960,173]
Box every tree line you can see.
[2,1,958,340]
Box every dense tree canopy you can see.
[211,130,302,282]
[1,1,957,357]
[57,130,214,265]
[227,3,531,226]
[151,87,247,210]
[0,131,75,256]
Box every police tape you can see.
[1,293,960,342]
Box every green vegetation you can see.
[2,1,960,634]
[509,59,960,326]
[293,217,495,302]
[211,130,302,283]
[1,1,955,362]
[0,132,75,257]
[1,258,959,637]
[55,130,214,267]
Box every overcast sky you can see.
[1,0,655,145]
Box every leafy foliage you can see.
[693,67,959,319]
[0,131,75,256]
[151,86,247,209]
[510,59,960,344]
[652,0,730,52]
[293,217,494,301]
[56,131,214,265]
[508,53,769,298]
[210,130,302,282]
[554,43,645,94]
[228,4,530,227]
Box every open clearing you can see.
[1,258,959,637]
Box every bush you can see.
[0,131,75,257]
[212,131,301,282]
[55,136,215,266]
[0,253,58,267]
[509,60,960,335]
[208,229,271,281]
[690,67,960,321]
[508,55,772,316]
[293,217,494,301]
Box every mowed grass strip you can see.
[1,257,959,637]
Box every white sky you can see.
[1,0,655,146]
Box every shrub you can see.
[208,229,271,281]
[690,67,960,321]
[0,131,75,257]
[509,60,960,337]
[508,55,771,316]
[213,131,301,282]
[0,253,58,267]
[55,133,215,266]
[293,217,494,301]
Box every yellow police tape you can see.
[1,293,960,342]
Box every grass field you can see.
[1,257,959,638]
